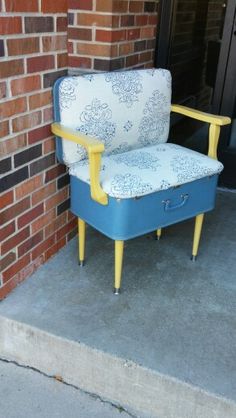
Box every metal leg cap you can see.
[113,287,120,295]
[79,260,85,267]
[191,255,197,262]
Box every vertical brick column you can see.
[68,0,158,73]
[0,0,77,299]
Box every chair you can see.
[51,69,230,294]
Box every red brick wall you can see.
[0,0,158,299]
[68,0,158,72]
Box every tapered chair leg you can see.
[191,214,204,261]
[156,228,162,240]
[78,218,86,266]
[114,240,124,295]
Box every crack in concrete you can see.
[0,357,140,418]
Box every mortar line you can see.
[0,357,140,418]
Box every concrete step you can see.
[1,191,236,418]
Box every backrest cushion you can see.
[56,69,172,166]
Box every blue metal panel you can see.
[53,77,67,164]
[70,175,218,240]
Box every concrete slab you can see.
[0,360,133,418]
[0,190,236,417]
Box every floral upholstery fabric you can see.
[69,143,223,199]
[58,69,171,165]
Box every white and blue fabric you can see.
[69,143,223,199]
[58,69,171,165]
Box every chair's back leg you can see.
[114,240,124,295]
[191,213,204,261]
[156,228,162,240]
[78,218,86,266]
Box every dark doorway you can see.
[156,0,236,188]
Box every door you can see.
[156,0,236,187]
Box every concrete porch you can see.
[0,190,236,418]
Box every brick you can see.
[7,37,40,56]
[12,111,42,133]
[11,75,41,96]
[140,26,156,39]
[68,13,74,25]
[1,226,30,256]
[0,59,24,79]
[56,218,77,241]
[0,17,22,35]
[2,254,30,284]
[32,182,56,206]
[57,198,70,215]
[134,40,147,52]
[27,55,55,73]
[0,167,29,194]
[94,57,124,71]
[15,175,43,200]
[31,234,55,260]
[45,164,66,183]
[18,204,44,230]
[42,0,67,13]
[28,124,51,144]
[144,2,157,12]
[0,253,16,273]
[69,0,93,9]
[127,28,140,40]
[45,237,66,261]
[77,13,119,28]
[0,191,13,210]
[148,14,158,25]
[30,153,55,176]
[0,157,11,175]
[0,197,30,227]
[147,39,156,49]
[0,134,27,158]
[29,91,52,110]
[119,42,134,56]
[18,231,43,257]
[14,144,42,168]
[0,82,6,99]
[57,53,68,68]
[113,1,128,12]
[68,56,91,69]
[31,208,56,234]
[0,121,9,138]
[0,221,15,243]
[135,15,148,26]
[129,1,143,13]
[0,39,4,57]
[67,227,77,242]
[0,97,27,119]
[57,17,68,32]
[68,27,92,41]
[42,35,67,52]
[126,53,139,67]
[45,212,67,237]
[45,188,68,211]
[96,29,126,43]
[139,50,152,63]
[43,138,55,154]
[57,173,69,189]
[5,0,39,12]
[121,15,135,27]
[43,107,53,123]
[77,42,112,57]
[25,17,54,33]
[43,69,67,88]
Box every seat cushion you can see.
[56,69,171,165]
[69,143,223,199]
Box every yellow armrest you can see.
[171,104,231,126]
[171,104,231,160]
[51,122,108,206]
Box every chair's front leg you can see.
[78,218,86,266]
[114,240,124,295]
[191,214,204,261]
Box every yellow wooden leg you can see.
[156,228,162,240]
[78,218,86,266]
[114,240,124,295]
[192,214,204,261]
